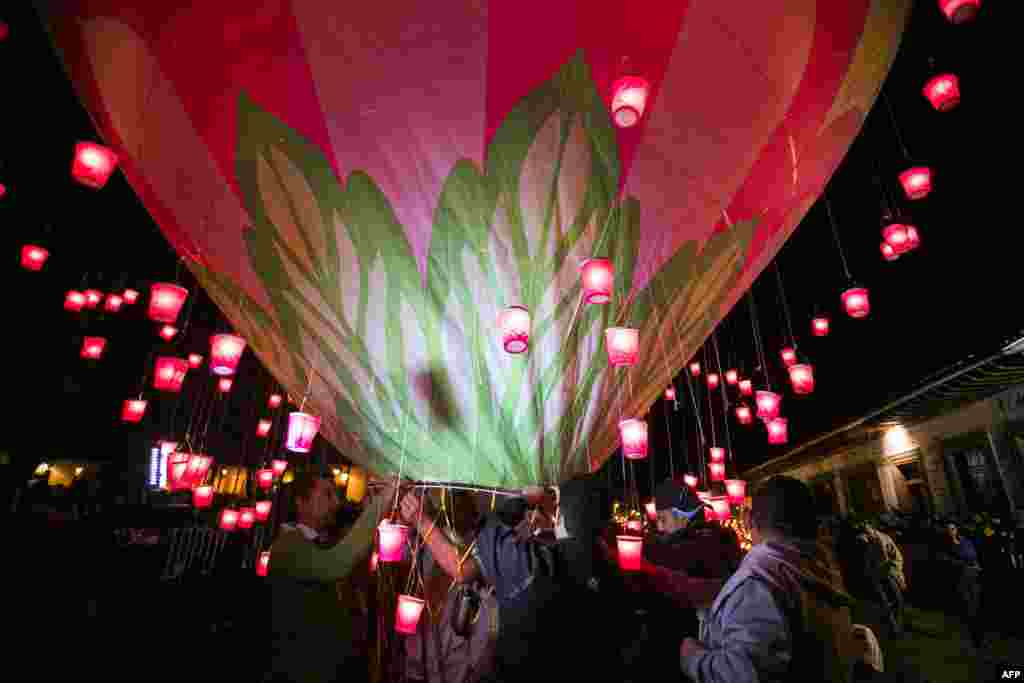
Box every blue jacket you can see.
[681,539,856,683]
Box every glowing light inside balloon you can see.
[689,362,701,377]
[610,76,649,128]
[498,305,531,353]
[84,290,102,309]
[104,294,123,312]
[812,316,830,337]
[218,377,233,393]
[286,412,321,453]
[72,142,119,189]
[256,551,271,577]
[923,73,960,112]
[665,386,676,401]
[268,394,283,408]
[123,289,139,304]
[188,354,203,368]
[257,419,272,437]
[580,258,613,304]
[767,417,789,444]
[619,419,648,460]
[709,497,731,521]
[735,404,753,425]
[21,245,49,271]
[148,283,189,324]
[210,334,246,376]
[780,348,796,367]
[192,485,214,509]
[121,399,147,423]
[159,325,178,341]
[842,287,870,319]
[725,369,738,385]
[755,391,781,421]
[939,0,981,24]
[256,469,274,491]
[739,380,753,397]
[255,500,272,522]
[709,462,725,482]
[709,447,725,463]
[789,363,815,395]
[378,521,410,563]
[153,357,188,392]
[271,459,288,478]
[238,508,255,529]
[219,509,239,531]
[81,337,106,360]
[65,291,86,312]
[605,328,639,367]
[616,536,644,571]
[706,373,719,389]
[683,474,698,489]
[725,480,747,506]
[395,595,426,634]
[899,166,932,200]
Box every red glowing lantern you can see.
[166,453,190,491]
[616,536,644,571]
[255,500,272,522]
[725,480,747,506]
[739,379,753,396]
[706,373,720,389]
[219,509,239,532]
[580,258,613,304]
[148,283,189,324]
[923,73,960,112]
[610,76,650,129]
[159,325,178,341]
[121,399,147,422]
[665,386,676,401]
[709,497,731,521]
[271,459,288,478]
[812,316,830,337]
[153,357,188,392]
[882,222,918,256]
[257,419,272,437]
[65,291,86,312]
[498,305,531,353]
[185,454,212,487]
[767,417,789,445]
[709,447,725,463]
[20,245,49,271]
[881,242,898,262]
[605,327,639,367]
[81,336,106,360]
[104,294,123,312]
[683,474,698,489]
[268,393,283,408]
[625,519,643,533]
[689,362,701,377]
[256,551,271,577]
[841,287,870,319]
[378,521,410,563]
[238,508,256,530]
[218,377,233,393]
[725,369,739,385]
[755,391,781,421]
[899,166,932,200]
[256,469,274,491]
[159,441,179,458]
[708,462,725,482]
[286,412,321,453]
[939,0,981,24]
[395,595,426,635]
[618,419,648,460]
[123,289,139,304]
[193,485,214,509]
[644,501,657,521]
[789,363,815,395]
[84,290,103,309]
[210,334,246,376]
[780,347,797,367]
[735,404,753,425]
[72,142,118,189]
[188,353,203,368]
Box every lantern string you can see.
[705,346,717,447]
[824,194,853,281]
[711,330,736,474]
[663,398,675,480]
[299,370,313,412]
[747,290,771,391]
[773,261,797,350]
[682,368,707,489]
[881,89,911,161]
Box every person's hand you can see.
[680,637,706,660]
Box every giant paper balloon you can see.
[47,1,911,487]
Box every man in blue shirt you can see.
[940,522,984,650]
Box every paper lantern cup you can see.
[395,595,426,635]
[767,417,789,445]
[255,500,273,522]
[121,399,147,422]
[21,245,49,271]
[256,551,271,577]
[72,141,118,189]
[256,468,274,491]
[923,73,960,112]
[899,166,932,200]
[605,327,639,368]
[755,391,781,421]
[780,347,797,367]
[188,354,203,368]
[841,287,870,319]
[81,336,106,360]
[286,412,321,453]
[664,386,676,401]
[709,497,731,521]
[644,501,657,521]
[148,283,189,324]
[271,459,288,478]
[209,334,246,376]
[159,325,178,341]
[65,291,86,312]
[738,379,753,396]
[498,305,531,353]
[84,290,103,309]
[610,76,649,128]
[616,536,644,571]
[192,485,214,509]
[735,404,753,425]
[708,462,726,482]
[709,447,726,463]
[683,474,698,489]
[939,0,981,24]
[580,258,613,304]
[268,394,283,408]
[689,362,701,377]
[104,294,124,312]
[378,521,410,563]
[789,364,815,395]
[257,419,272,437]
[123,289,139,304]
[725,480,747,506]
[618,419,648,460]
[153,357,189,392]
[238,508,256,530]
[725,369,739,385]
[625,519,643,533]
[706,373,720,389]
[219,509,239,531]
[218,378,233,393]
[812,316,830,337]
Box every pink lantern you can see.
[153,357,188,392]
[610,76,650,128]
[618,419,648,460]
[188,353,203,368]
[812,316,830,337]
[185,454,212,487]
[256,469,274,491]
[378,521,410,562]
[709,497,731,521]
[65,290,86,312]
[923,73,960,112]
[238,508,256,530]
[81,336,106,360]
[735,404,753,425]
[159,325,178,341]
[706,373,720,389]
[257,419,272,437]
[123,289,139,304]
[738,380,753,397]
[159,441,178,458]
[789,364,815,395]
[286,412,321,453]
[193,485,214,509]
[218,378,233,393]
[605,328,639,368]
[882,222,916,256]
[841,287,870,319]
[939,0,981,24]
[755,391,781,421]
[780,347,797,367]
[580,258,614,304]
[625,519,643,533]
[767,417,789,445]
[709,462,725,482]
[683,474,698,489]
[255,500,272,522]
[20,245,49,271]
[725,480,747,506]
[616,536,644,571]
[219,509,239,532]
[268,393,283,408]
[725,369,739,385]
[271,459,288,478]
[709,447,726,463]
[166,453,190,491]
[256,551,271,577]
[72,141,118,189]
[395,595,426,635]
[664,386,676,401]
[84,290,103,309]
[498,305,531,353]
[121,399,147,423]
[881,242,899,262]
[689,362,701,377]
[899,166,932,200]
[104,294,123,312]
[210,334,246,376]
[644,501,657,521]
[148,283,189,324]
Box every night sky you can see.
[1,2,1007,489]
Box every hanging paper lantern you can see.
[644,501,657,521]
[286,412,321,453]
[218,377,233,393]
[378,520,410,563]
[395,595,427,635]
[256,551,271,577]
[184,354,202,369]
[755,390,781,421]
[84,290,103,309]
[104,294,123,312]
[683,474,698,489]
[767,417,789,445]
[739,379,753,396]
[238,508,256,530]
[185,454,212,487]
[256,468,275,491]
[605,328,639,367]
[255,500,273,522]
[725,369,738,385]
[664,386,676,401]
[256,419,272,437]
[610,76,650,129]
[706,373,720,389]
[841,287,870,319]
[65,290,86,312]
[153,357,189,392]
[271,459,288,478]
[625,518,643,533]
[209,334,246,376]
[148,283,189,324]
[166,453,190,491]
[72,141,119,189]
[882,222,918,256]
[709,497,731,521]
[615,536,644,571]
[725,479,747,506]
[20,245,49,271]
[580,258,614,304]
[780,348,797,367]
[159,441,178,458]
[709,447,726,463]
[689,362,701,377]
[121,399,147,423]
[939,0,981,24]
[268,393,283,408]
[159,325,178,342]
[880,242,898,262]
[923,73,960,112]
[789,363,815,395]
[219,509,239,532]
[193,485,214,509]
[618,419,648,460]
[708,462,726,482]
[735,404,753,425]
[498,305,531,353]
[899,166,932,200]
[812,316,830,337]
[123,289,139,304]
[81,336,107,360]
